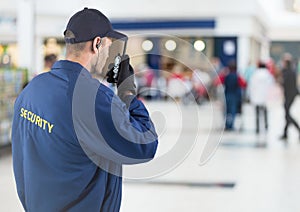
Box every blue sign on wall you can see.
[112,20,215,30]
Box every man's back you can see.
[12,61,122,211]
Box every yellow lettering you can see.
[48,123,54,133]
[30,114,36,123]
[35,116,40,126]
[20,108,25,117]
[27,111,32,121]
[38,118,43,128]
[23,110,28,119]
[19,107,55,134]
[42,119,47,130]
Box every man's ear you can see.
[92,37,102,52]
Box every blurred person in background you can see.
[241,60,256,102]
[218,60,246,131]
[156,72,168,100]
[279,56,300,141]
[266,58,277,77]
[242,60,256,84]
[43,53,57,72]
[135,63,157,100]
[187,68,211,105]
[248,61,274,134]
[211,57,223,74]
[167,64,187,101]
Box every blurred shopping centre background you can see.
[1,0,300,145]
[2,1,300,211]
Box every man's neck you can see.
[66,54,92,72]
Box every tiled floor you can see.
[1,89,300,212]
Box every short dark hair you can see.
[64,30,89,57]
[227,60,237,72]
[284,59,293,70]
[44,54,57,63]
[258,61,266,68]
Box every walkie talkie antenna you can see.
[122,39,128,57]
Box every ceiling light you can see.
[165,40,177,51]
[142,40,153,52]
[194,40,205,52]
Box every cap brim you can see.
[106,30,128,41]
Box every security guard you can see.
[12,8,158,212]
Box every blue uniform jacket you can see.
[12,60,158,212]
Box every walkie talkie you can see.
[112,54,122,80]
[111,39,127,82]
[106,38,128,83]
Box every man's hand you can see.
[106,55,136,100]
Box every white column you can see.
[260,37,270,62]
[17,0,35,77]
[35,36,44,75]
[237,36,251,73]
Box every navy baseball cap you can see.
[64,7,127,43]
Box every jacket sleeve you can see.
[85,89,158,165]
[71,73,158,165]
